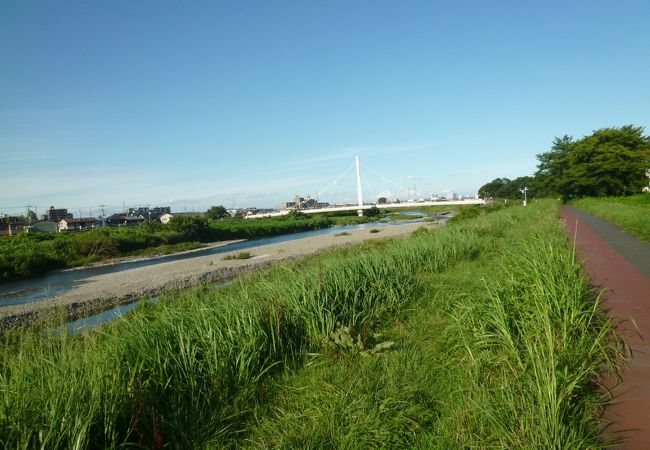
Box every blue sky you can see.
[1,0,649,215]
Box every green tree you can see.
[479,176,536,200]
[286,209,306,220]
[206,205,229,220]
[377,197,388,204]
[478,178,512,199]
[536,125,650,200]
[365,206,380,217]
[167,216,210,241]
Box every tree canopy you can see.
[206,205,229,220]
[478,176,534,199]
[536,125,650,199]
[478,125,650,201]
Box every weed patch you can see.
[222,251,252,260]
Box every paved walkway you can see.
[561,205,650,449]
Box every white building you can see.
[58,217,98,232]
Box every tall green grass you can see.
[572,194,650,242]
[239,201,625,448]
[0,201,624,448]
[435,237,622,447]
[0,220,481,448]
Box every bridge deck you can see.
[246,199,485,219]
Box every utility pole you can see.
[520,187,528,207]
[25,204,33,226]
[98,204,106,227]
[97,205,106,228]
[355,156,363,216]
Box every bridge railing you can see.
[245,199,485,219]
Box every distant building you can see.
[171,212,206,218]
[127,206,171,220]
[58,217,98,232]
[300,198,329,209]
[43,206,73,221]
[8,222,28,236]
[106,214,145,227]
[31,221,58,233]
[279,196,329,210]
[0,216,30,236]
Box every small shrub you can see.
[222,251,252,261]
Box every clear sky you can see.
[2,0,649,215]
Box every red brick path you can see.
[561,206,650,449]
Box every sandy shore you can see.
[0,221,437,331]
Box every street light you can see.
[520,187,528,207]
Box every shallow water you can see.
[61,296,157,335]
[1,215,444,309]
[61,280,234,334]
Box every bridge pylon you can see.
[356,155,363,216]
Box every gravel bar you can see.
[0,221,437,331]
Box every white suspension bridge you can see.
[247,156,484,219]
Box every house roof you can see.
[106,215,144,221]
[60,217,98,224]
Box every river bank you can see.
[0,221,436,331]
[58,239,246,271]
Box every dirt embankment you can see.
[0,221,437,331]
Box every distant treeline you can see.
[0,213,332,280]
[479,125,650,201]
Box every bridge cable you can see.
[361,164,410,196]
[315,163,356,201]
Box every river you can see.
[1,215,445,332]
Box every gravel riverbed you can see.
[0,221,436,331]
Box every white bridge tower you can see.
[356,155,363,216]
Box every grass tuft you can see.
[572,194,650,242]
[222,251,252,260]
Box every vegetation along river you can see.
[0,215,445,330]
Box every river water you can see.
[1,214,445,331]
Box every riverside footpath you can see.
[561,205,650,449]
